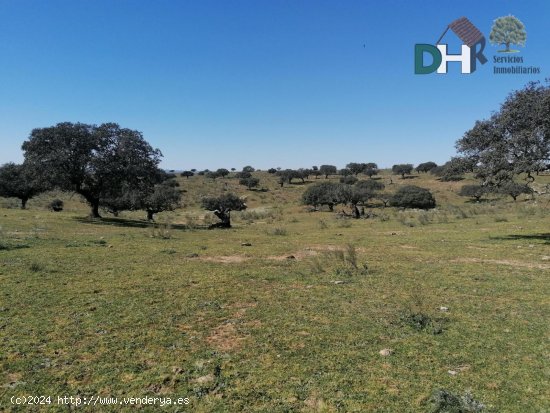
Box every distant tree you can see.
[239,176,260,190]
[340,175,358,185]
[319,165,337,179]
[497,181,532,201]
[490,15,527,53]
[216,168,230,178]
[431,158,468,181]
[267,168,277,174]
[364,167,379,178]
[143,182,182,220]
[197,170,206,176]
[365,162,378,169]
[0,163,42,209]
[231,168,236,172]
[235,171,252,179]
[339,168,352,176]
[416,162,438,173]
[201,193,246,228]
[355,179,385,192]
[181,170,194,179]
[242,165,255,173]
[392,164,414,179]
[458,184,487,201]
[191,168,197,172]
[22,122,162,218]
[302,182,341,211]
[346,162,366,175]
[390,185,436,209]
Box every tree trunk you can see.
[213,209,231,228]
[353,205,360,219]
[90,201,101,218]
[505,41,510,52]
[21,198,28,209]
[147,210,155,221]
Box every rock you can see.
[391,232,397,235]
[332,280,347,285]
[448,370,457,376]
[186,253,199,258]
[286,255,296,260]
[379,348,392,356]
[241,242,252,246]
[439,306,449,312]
[542,256,550,261]
[528,244,534,248]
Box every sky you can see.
[0,0,549,170]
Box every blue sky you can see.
[0,0,548,170]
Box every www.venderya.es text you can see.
[10,395,190,407]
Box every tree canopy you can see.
[22,122,163,217]
[0,163,42,209]
[201,193,246,228]
[392,164,414,178]
[456,81,550,186]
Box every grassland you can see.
[1,171,549,412]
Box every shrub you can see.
[49,199,64,212]
[458,185,486,201]
[390,185,436,209]
[340,175,358,185]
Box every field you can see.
[1,171,549,412]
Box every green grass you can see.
[1,171,549,412]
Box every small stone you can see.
[195,374,214,384]
[528,244,534,248]
[439,306,449,312]
[379,348,392,356]
[448,370,457,376]
[332,280,346,285]
[391,232,397,235]
[542,256,550,261]
[241,242,252,246]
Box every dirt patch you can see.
[199,255,249,263]
[206,322,246,352]
[206,302,257,352]
[451,257,550,270]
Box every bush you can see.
[390,185,436,209]
[340,175,358,185]
[458,185,486,201]
[49,199,64,212]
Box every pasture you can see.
[1,170,549,412]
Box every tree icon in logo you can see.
[489,15,526,53]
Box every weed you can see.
[29,262,44,272]
[430,389,485,412]
[268,227,287,236]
